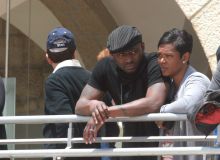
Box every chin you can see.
[125,69,136,74]
[162,72,170,77]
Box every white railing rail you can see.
[0,113,219,159]
[0,113,187,124]
[0,147,220,158]
[0,136,217,145]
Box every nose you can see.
[124,55,133,63]
[158,57,166,64]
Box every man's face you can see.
[157,43,186,78]
[111,42,144,74]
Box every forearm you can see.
[75,84,106,116]
[160,100,187,113]
[161,82,209,114]
[108,82,167,117]
[75,98,109,116]
[161,91,206,114]
[109,97,163,117]
[75,99,97,115]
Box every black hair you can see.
[158,28,193,57]
[47,46,75,63]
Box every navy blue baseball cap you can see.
[47,27,76,54]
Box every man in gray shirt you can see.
[157,28,210,160]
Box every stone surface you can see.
[176,0,220,72]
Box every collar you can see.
[180,65,196,85]
[53,59,81,73]
[170,65,196,89]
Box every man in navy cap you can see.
[43,27,100,160]
[75,25,168,160]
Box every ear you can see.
[45,53,53,65]
[72,50,76,59]
[182,52,190,64]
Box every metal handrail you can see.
[0,136,217,145]
[0,113,219,159]
[0,147,219,158]
[0,113,187,124]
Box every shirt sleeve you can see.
[208,61,220,90]
[160,73,210,114]
[45,75,73,115]
[146,53,164,87]
[88,58,108,92]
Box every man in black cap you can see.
[75,25,168,160]
[43,27,100,160]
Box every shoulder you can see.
[96,56,114,66]
[46,67,90,84]
[144,52,158,60]
[186,71,210,87]
[143,52,159,67]
[45,73,59,88]
[93,56,116,72]
[142,52,160,70]
[189,71,210,81]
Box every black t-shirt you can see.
[88,52,164,149]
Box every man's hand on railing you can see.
[155,121,175,130]
[83,118,103,144]
[155,121,164,129]
[91,101,109,124]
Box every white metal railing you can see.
[0,136,217,145]
[0,113,187,124]
[0,147,220,158]
[0,113,219,159]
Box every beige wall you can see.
[176,0,220,72]
[102,0,185,52]
[1,0,214,74]
[102,0,212,76]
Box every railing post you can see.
[217,124,220,144]
[66,122,73,149]
[202,154,206,160]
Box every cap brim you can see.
[48,47,68,53]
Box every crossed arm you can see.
[75,82,167,144]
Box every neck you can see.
[51,63,58,69]
[173,65,188,88]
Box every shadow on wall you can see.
[183,20,212,78]
[0,19,49,117]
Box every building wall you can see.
[176,0,220,72]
